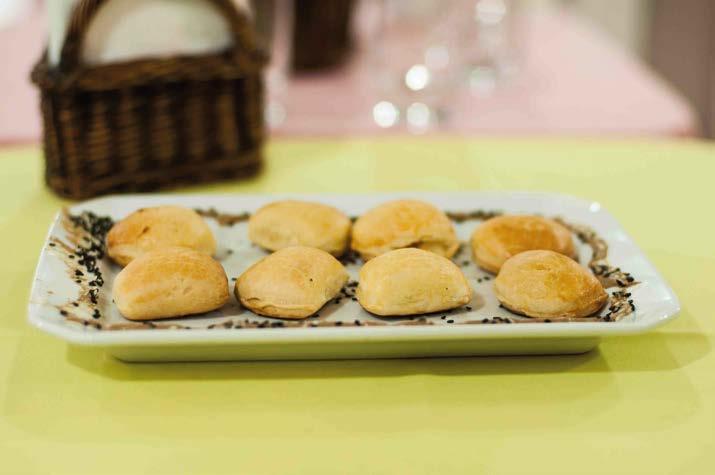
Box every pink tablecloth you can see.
[278,9,699,137]
[0,5,45,144]
[0,7,699,143]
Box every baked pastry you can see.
[471,215,575,273]
[113,247,229,320]
[248,200,351,256]
[494,250,608,319]
[351,200,459,260]
[357,248,472,316]
[107,205,216,266]
[236,246,348,319]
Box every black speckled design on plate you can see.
[48,208,639,331]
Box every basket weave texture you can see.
[31,0,267,199]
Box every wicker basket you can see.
[292,0,355,71]
[31,0,267,200]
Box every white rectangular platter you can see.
[28,192,680,361]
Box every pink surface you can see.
[0,7,699,143]
[445,11,699,137]
[278,10,699,137]
[0,6,45,143]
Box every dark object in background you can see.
[292,0,355,72]
[30,0,267,200]
[650,0,714,138]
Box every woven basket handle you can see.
[59,0,261,70]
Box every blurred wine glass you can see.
[251,0,293,128]
[461,0,522,95]
[365,0,465,133]
[363,0,522,133]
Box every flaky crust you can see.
[471,215,575,274]
[236,246,349,319]
[113,247,229,321]
[351,200,459,261]
[357,248,472,316]
[494,250,608,319]
[107,205,216,266]
[248,200,351,257]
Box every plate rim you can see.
[27,191,681,347]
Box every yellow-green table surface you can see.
[1,139,714,474]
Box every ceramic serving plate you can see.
[28,192,680,361]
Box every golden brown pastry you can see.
[236,246,348,319]
[494,250,607,319]
[248,200,351,257]
[357,248,472,316]
[471,215,575,273]
[113,247,229,320]
[351,200,459,260]
[107,205,216,266]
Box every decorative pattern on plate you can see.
[46,207,639,331]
